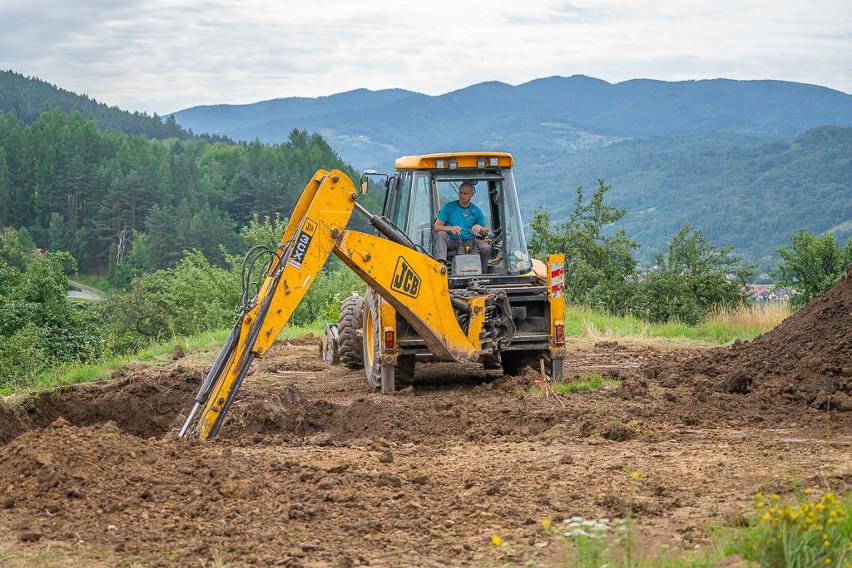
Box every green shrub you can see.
[0,229,105,389]
[103,250,240,351]
[776,229,852,309]
[631,226,753,325]
[291,263,366,326]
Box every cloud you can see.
[1,0,850,114]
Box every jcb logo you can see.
[391,257,421,298]
[287,217,317,270]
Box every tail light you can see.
[383,329,395,351]
[554,322,565,345]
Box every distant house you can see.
[747,284,792,303]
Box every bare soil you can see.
[1,277,851,567]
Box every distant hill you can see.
[532,126,852,265]
[172,76,852,159]
[0,70,216,141]
[172,76,852,269]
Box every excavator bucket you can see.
[322,321,340,364]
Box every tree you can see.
[529,179,639,314]
[775,229,852,309]
[0,228,105,389]
[239,212,290,250]
[634,225,754,324]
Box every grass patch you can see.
[565,302,786,346]
[493,480,851,567]
[553,373,621,394]
[70,273,111,290]
[9,321,324,396]
[525,372,620,397]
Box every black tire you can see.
[500,351,530,376]
[338,293,363,369]
[501,351,564,381]
[395,354,416,387]
[547,354,564,382]
[362,289,412,392]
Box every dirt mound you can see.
[653,275,852,412]
[0,364,202,445]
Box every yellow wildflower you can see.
[631,471,640,479]
[541,519,551,528]
[491,535,503,547]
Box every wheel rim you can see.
[364,308,376,368]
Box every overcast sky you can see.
[2,0,850,115]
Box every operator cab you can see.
[382,152,532,277]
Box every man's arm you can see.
[435,203,462,235]
[471,205,488,237]
[435,217,461,236]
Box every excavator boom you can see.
[181,170,354,439]
[180,169,485,440]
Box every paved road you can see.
[67,279,104,301]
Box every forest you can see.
[0,108,366,279]
[0,69,205,140]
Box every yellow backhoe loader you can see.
[180,152,566,440]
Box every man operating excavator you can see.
[433,182,492,273]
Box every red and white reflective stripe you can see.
[550,262,564,298]
[551,264,564,279]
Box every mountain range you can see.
[1,70,850,271]
[171,76,852,268]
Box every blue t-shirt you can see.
[437,201,487,240]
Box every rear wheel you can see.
[500,351,531,376]
[500,351,563,380]
[338,293,363,369]
[395,354,416,387]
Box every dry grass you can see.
[707,302,790,330]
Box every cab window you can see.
[406,173,434,253]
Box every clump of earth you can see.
[1,278,850,566]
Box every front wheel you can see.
[362,289,389,391]
[362,289,413,392]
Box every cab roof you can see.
[394,152,513,170]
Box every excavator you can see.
[180,152,566,440]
